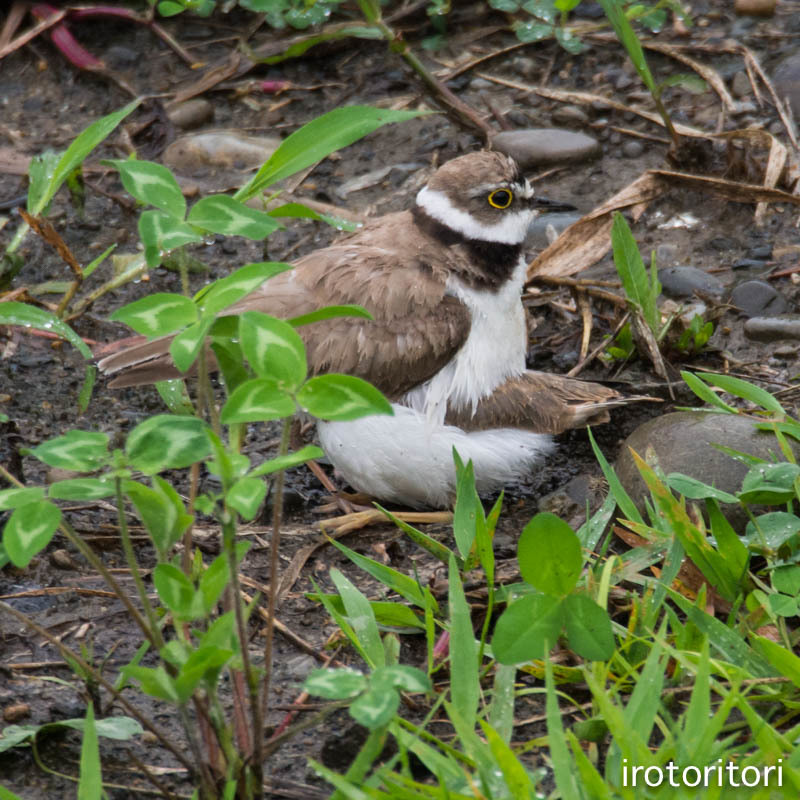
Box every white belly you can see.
[318,407,553,509]
[319,258,550,509]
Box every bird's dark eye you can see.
[488,189,513,209]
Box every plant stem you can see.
[260,417,292,736]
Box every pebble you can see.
[491,129,602,168]
[658,266,725,299]
[616,411,798,527]
[284,654,318,682]
[104,45,138,69]
[734,0,776,15]
[655,243,679,265]
[469,77,494,91]
[525,211,583,248]
[506,109,530,127]
[552,105,590,126]
[621,140,645,158]
[167,98,214,130]
[163,132,281,172]
[729,280,788,317]
[772,53,800,118]
[3,703,30,723]
[49,549,79,570]
[744,315,800,341]
[749,244,773,259]
[708,235,740,252]
[731,71,751,97]
[732,258,767,270]
[512,56,538,79]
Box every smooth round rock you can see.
[731,71,751,97]
[525,211,583,248]
[552,105,590,126]
[616,412,793,527]
[729,280,788,317]
[735,0,776,15]
[658,266,725,299]
[622,140,645,159]
[772,54,800,118]
[491,129,602,168]
[744,314,800,341]
[163,132,281,172]
[167,98,214,130]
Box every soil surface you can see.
[1,2,800,797]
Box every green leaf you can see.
[226,477,266,520]
[220,378,296,423]
[666,473,739,504]
[153,563,196,619]
[0,301,92,360]
[187,194,282,239]
[754,635,800,688]
[304,667,367,699]
[297,374,392,421]
[493,593,563,663]
[239,311,307,388]
[235,106,428,201]
[28,100,140,215]
[48,478,114,501]
[610,212,658,333]
[249,445,324,477]
[680,371,738,413]
[106,159,186,219]
[196,261,292,318]
[331,568,384,669]
[109,293,198,338]
[697,371,786,415]
[288,304,373,328]
[155,379,195,414]
[169,317,213,373]
[121,665,179,703]
[350,686,399,730]
[125,415,211,474]
[744,512,800,551]
[268,201,358,233]
[598,0,656,93]
[518,512,582,596]
[739,462,800,505]
[563,593,614,661]
[0,487,46,511]
[139,209,203,268]
[773,564,800,596]
[31,430,109,471]
[479,719,535,797]
[3,501,62,567]
[124,478,192,556]
[77,703,101,800]
[452,452,484,559]
[448,554,479,728]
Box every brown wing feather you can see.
[445,372,649,434]
[99,211,471,394]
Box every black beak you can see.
[532,196,576,213]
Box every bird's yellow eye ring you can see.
[488,189,513,209]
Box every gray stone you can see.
[622,140,645,158]
[731,71,751,98]
[512,56,538,79]
[729,280,788,317]
[658,266,725,299]
[732,258,767,270]
[105,45,138,69]
[655,243,679,265]
[744,314,800,341]
[525,211,583,248]
[168,98,214,130]
[616,412,795,529]
[469,77,493,91]
[491,129,602,168]
[552,105,590,126]
[749,244,773,259]
[163,131,281,172]
[285,655,318,682]
[772,53,800,118]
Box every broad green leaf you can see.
[173,645,233,702]
[235,106,427,201]
[169,317,213,373]
[220,378,295,423]
[121,665,179,703]
[479,719,534,798]
[26,151,60,217]
[448,555,479,728]
[331,568,384,669]
[109,293,198,338]
[304,667,367,700]
[739,462,800,505]
[680,371,738,413]
[297,374,392,421]
[0,487,45,511]
[518,512,582,596]
[744,512,800,551]
[666,473,738,504]
[77,703,101,800]
[28,99,139,215]
[226,476,266,520]
[493,593,562,664]
[124,478,192,556]
[196,261,292,318]
[452,451,484,560]
[31,430,109,471]
[154,563,196,619]
[350,686,399,730]
[125,415,210,474]
[288,304,373,328]
[249,444,324,477]
[3,501,61,567]
[707,499,748,583]
[754,635,800,688]
[0,301,92,359]
[563,593,614,661]
[48,478,114,501]
[773,564,800,596]
[106,159,186,219]
[239,311,306,389]
[199,544,248,614]
[139,209,203,268]
[155,379,194,414]
[187,194,282,239]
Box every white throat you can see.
[416,186,533,245]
